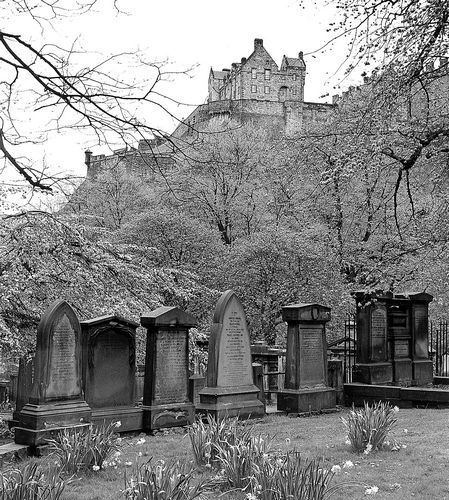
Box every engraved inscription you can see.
[414,305,428,359]
[46,314,80,398]
[371,307,387,361]
[154,330,188,404]
[394,340,410,358]
[299,327,325,386]
[217,306,253,387]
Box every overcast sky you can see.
[6,0,356,202]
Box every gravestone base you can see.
[91,406,143,432]
[189,374,206,406]
[393,359,413,384]
[142,402,194,432]
[14,400,92,446]
[196,385,265,420]
[277,387,336,413]
[412,360,433,385]
[352,362,393,385]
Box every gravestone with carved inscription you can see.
[14,300,92,446]
[81,315,142,431]
[140,306,196,431]
[352,291,394,385]
[197,290,265,419]
[409,292,433,384]
[277,303,336,414]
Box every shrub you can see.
[0,462,66,500]
[123,458,208,500]
[48,420,121,474]
[341,402,398,453]
[0,416,13,440]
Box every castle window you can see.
[264,69,271,80]
[292,74,297,81]
[264,86,270,94]
[251,68,257,79]
[251,84,257,93]
[292,87,297,95]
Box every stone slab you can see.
[143,402,194,431]
[277,387,336,413]
[352,362,393,385]
[91,406,143,432]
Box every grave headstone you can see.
[9,357,34,430]
[352,292,393,384]
[14,300,91,446]
[81,315,142,431]
[277,303,336,413]
[140,306,196,431]
[197,290,265,419]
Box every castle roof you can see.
[282,54,306,69]
[210,69,229,80]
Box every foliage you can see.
[0,211,213,356]
[342,402,399,453]
[123,458,207,500]
[0,415,13,440]
[0,462,66,500]
[48,421,121,473]
[187,414,250,467]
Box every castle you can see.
[85,38,334,177]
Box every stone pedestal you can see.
[81,315,141,431]
[14,300,92,446]
[197,290,265,420]
[277,303,336,413]
[141,307,196,432]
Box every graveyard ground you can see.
[3,406,448,499]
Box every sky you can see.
[3,0,356,205]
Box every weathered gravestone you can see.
[352,291,433,386]
[9,356,34,430]
[140,306,196,431]
[14,300,91,446]
[81,315,142,431]
[277,303,336,413]
[197,290,265,419]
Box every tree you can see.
[0,1,188,192]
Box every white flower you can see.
[393,406,399,413]
[92,465,100,471]
[125,461,132,467]
[403,429,408,434]
[205,463,211,468]
[116,437,122,443]
[246,494,258,500]
[365,486,379,495]
[343,460,354,469]
[345,438,351,445]
[136,438,146,446]
[331,465,341,474]
[285,438,291,445]
[114,451,122,458]
[402,444,407,449]
[262,453,269,460]
[364,443,373,455]
[138,452,142,457]
[115,421,122,428]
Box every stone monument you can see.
[81,314,142,431]
[197,290,265,419]
[140,306,196,431]
[14,300,91,446]
[277,303,336,413]
[409,292,433,384]
[352,292,393,384]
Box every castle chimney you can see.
[254,38,263,49]
[241,57,247,64]
[298,51,304,59]
[84,149,92,167]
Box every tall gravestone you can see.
[352,292,393,384]
[197,290,265,419]
[277,303,336,413]
[140,306,196,431]
[409,292,433,384]
[14,300,91,446]
[81,315,142,431]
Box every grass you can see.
[2,408,449,499]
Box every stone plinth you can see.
[81,315,142,432]
[141,307,196,431]
[277,303,336,413]
[197,290,265,419]
[14,300,91,446]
